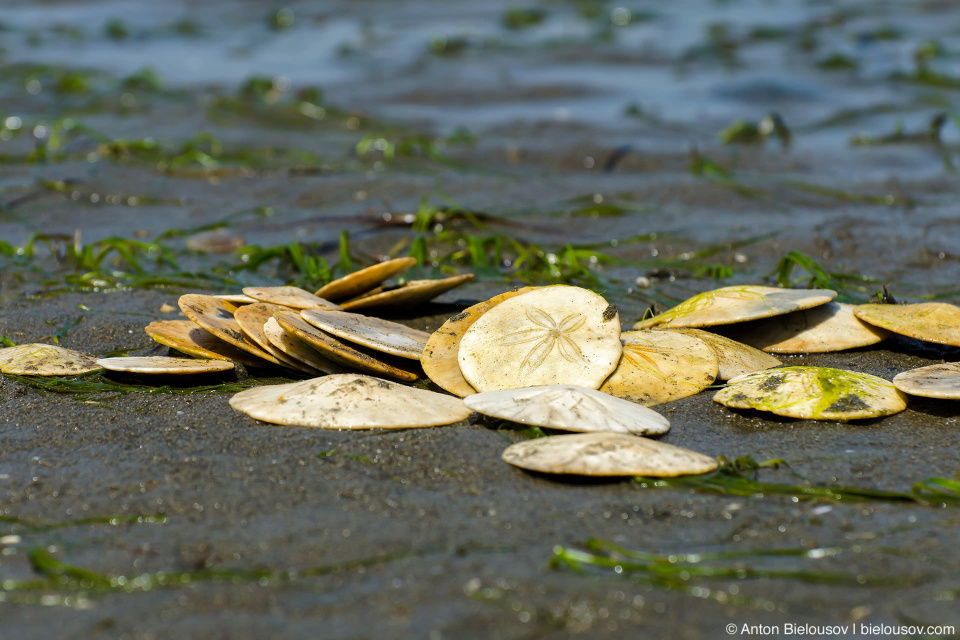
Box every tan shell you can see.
[229,374,470,429]
[725,302,889,353]
[263,317,345,375]
[242,286,341,310]
[275,312,419,382]
[854,303,960,347]
[892,363,960,399]
[0,344,102,376]
[179,294,290,367]
[502,433,718,477]
[314,257,417,301]
[599,330,718,406]
[465,384,670,435]
[458,286,622,392]
[340,274,475,311]
[233,303,316,373]
[714,366,907,421]
[300,309,429,360]
[421,288,536,397]
[145,320,266,367]
[636,285,837,329]
[666,328,781,381]
[97,357,234,375]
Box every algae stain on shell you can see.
[714,366,907,421]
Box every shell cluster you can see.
[4,265,959,479]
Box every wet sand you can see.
[2,0,960,637]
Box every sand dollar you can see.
[229,374,470,429]
[234,303,317,373]
[263,317,345,375]
[714,366,907,421]
[275,312,420,382]
[501,433,717,477]
[340,274,475,311]
[421,287,536,397]
[145,320,266,366]
[458,286,621,391]
[725,302,888,353]
[465,384,670,435]
[0,344,101,376]
[636,285,836,329]
[97,357,234,375]
[242,286,341,310]
[666,328,780,381]
[300,309,429,360]
[854,303,960,348]
[178,294,284,366]
[314,257,417,301]
[892,363,960,399]
[599,330,718,406]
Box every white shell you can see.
[457,286,622,392]
[96,357,234,374]
[892,363,960,399]
[501,433,718,477]
[229,374,471,429]
[300,309,429,360]
[465,384,670,436]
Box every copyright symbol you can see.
[726,623,737,635]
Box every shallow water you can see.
[2,0,960,638]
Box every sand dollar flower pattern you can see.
[457,285,622,392]
[504,307,586,375]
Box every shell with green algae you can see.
[635,285,836,330]
[713,366,907,421]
